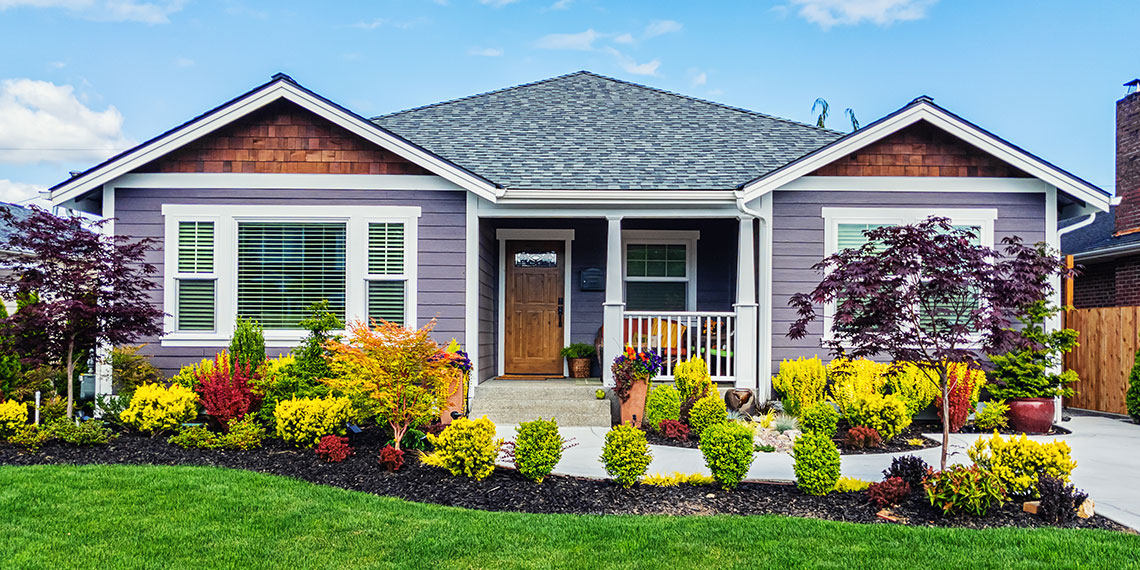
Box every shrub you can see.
[168,425,222,449]
[392,428,430,452]
[219,417,264,450]
[45,418,116,445]
[935,363,984,433]
[7,425,51,452]
[315,435,354,463]
[229,317,266,371]
[110,344,161,395]
[641,472,715,486]
[845,393,911,441]
[250,354,330,429]
[800,401,839,438]
[689,394,727,439]
[1037,475,1088,524]
[172,352,229,390]
[96,393,132,425]
[424,416,502,480]
[967,432,1076,497]
[0,398,28,436]
[827,358,890,417]
[559,343,596,359]
[793,432,841,496]
[378,444,404,471]
[1129,334,1140,422]
[924,465,1007,516]
[773,356,826,416]
[883,455,931,491]
[673,357,713,402]
[511,418,568,483]
[867,477,911,507]
[601,424,652,488]
[120,383,199,434]
[195,354,261,429]
[40,395,68,424]
[834,477,872,493]
[699,422,754,490]
[273,396,354,448]
[658,419,690,442]
[844,426,882,449]
[885,362,940,417]
[643,384,681,431]
[974,400,1010,431]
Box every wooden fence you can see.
[1063,306,1139,414]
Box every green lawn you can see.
[0,465,1136,570]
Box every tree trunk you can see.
[391,422,407,451]
[65,338,75,419]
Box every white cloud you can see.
[48,61,66,69]
[548,0,571,9]
[0,0,186,24]
[468,47,504,57]
[605,48,660,76]
[0,179,46,204]
[349,16,425,30]
[0,79,133,165]
[174,57,194,67]
[479,0,519,6]
[535,29,599,51]
[644,19,682,38]
[789,0,936,29]
[350,17,386,29]
[613,32,634,44]
[692,72,707,86]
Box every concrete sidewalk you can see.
[494,414,1140,530]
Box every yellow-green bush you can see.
[0,399,28,437]
[793,432,841,495]
[967,432,1077,497]
[845,393,911,440]
[273,396,354,448]
[674,357,714,401]
[885,362,941,417]
[689,393,727,439]
[512,418,564,483]
[171,352,229,389]
[773,356,827,416]
[834,476,872,493]
[827,358,890,417]
[120,383,199,434]
[800,401,839,438]
[699,421,755,490]
[641,472,716,486]
[424,416,503,481]
[601,424,652,488]
[643,384,681,431]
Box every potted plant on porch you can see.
[988,301,1079,434]
[561,343,596,379]
[612,346,662,428]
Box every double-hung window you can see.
[366,221,408,326]
[622,230,698,311]
[174,220,217,332]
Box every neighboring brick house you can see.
[1062,80,1140,308]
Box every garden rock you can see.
[753,427,797,454]
[1078,498,1095,519]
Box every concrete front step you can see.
[470,379,612,427]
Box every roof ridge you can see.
[373,70,593,120]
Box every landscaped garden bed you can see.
[643,422,941,455]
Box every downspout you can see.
[1056,212,1098,240]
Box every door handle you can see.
[557,297,564,327]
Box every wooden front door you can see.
[504,240,565,375]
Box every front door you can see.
[504,240,565,376]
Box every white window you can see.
[162,204,420,346]
[621,230,698,311]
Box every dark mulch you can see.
[0,431,1126,532]
[641,424,940,455]
[641,428,698,449]
[910,420,1073,437]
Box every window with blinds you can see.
[366,222,407,326]
[625,243,689,311]
[175,221,215,331]
[237,222,347,329]
[837,223,891,251]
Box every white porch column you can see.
[464,193,480,400]
[734,215,759,391]
[602,215,624,387]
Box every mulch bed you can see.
[641,424,941,455]
[910,420,1073,437]
[0,430,1126,532]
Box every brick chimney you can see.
[1115,79,1140,235]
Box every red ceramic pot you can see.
[619,377,650,428]
[1006,398,1055,434]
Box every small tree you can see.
[0,207,163,418]
[788,217,1069,469]
[324,319,455,450]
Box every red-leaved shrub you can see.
[935,369,974,433]
[844,426,883,449]
[196,354,261,429]
[315,435,353,463]
[658,419,690,442]
[378,444,404,471]
[867,477,911,508]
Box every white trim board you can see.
[777,176,1051,193]
[495,228,575,377]
[110,173,463,191]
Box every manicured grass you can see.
[1,465,1136,570]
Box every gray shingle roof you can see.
[373,71,843,190]
[1061,205,1140,256]
[0,202,33,250]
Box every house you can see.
[48,71,1109,423]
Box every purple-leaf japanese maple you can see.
[787,216,1070,469]
[0,206,164,418]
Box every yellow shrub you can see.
[846,393,911,440]
[424,416,502,481]
[642,472,715,487]
[273,396,355,448]
[0,399,29,436]
[947,362,986,408]
[834,476,872,493]
[674,357,714,401]
[967,432,1076,497]
[120,383,199,434]
[827,358,890,418]
[171,352,230,389]
[772,356,827,416]
[885,362,941,417]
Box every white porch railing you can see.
[622,311,737,382]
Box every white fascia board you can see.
[50,80,498,205]
[742,102,1110,212]
[111,172,463,191]
[499,189,739,203]
[777,176,1050,193]
[1072,241,1140,262]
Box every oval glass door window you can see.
[515,250,557,268]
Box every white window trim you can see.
[161,204,421,347]
[819,207,997,342]
[171,217,221,334]
[621,229,699,311]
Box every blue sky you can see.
[0,0,1136,204]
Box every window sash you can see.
[176,278,216,331]
[177,221,214,274]
[367,279,406,326]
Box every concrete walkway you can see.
[494,414,1140,530]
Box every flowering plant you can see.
[611,347,662,402]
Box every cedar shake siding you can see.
[117,186,467,375]
[769,190,1047,373]
[810,122,1032,178]
[138,100,433,176]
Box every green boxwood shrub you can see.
[845,393,911,440]
[793,432,841,496]
[699,422,755,490]
[689,393,727,439]
[643,384,681,431]
[1128,334,1140,422]
[799,401,839,438]
[512,418,566,483]
[600,424,652,488]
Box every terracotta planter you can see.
[619,377,650,428]
[440,373,467,425]
[1007,397,1055,434]
[568,357,592,379]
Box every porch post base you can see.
[602,302,624,388]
